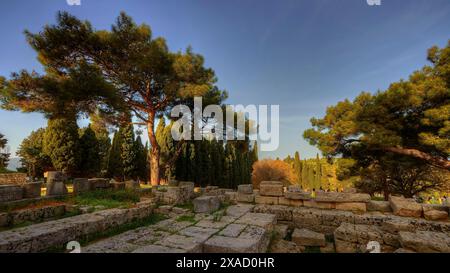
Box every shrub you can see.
[251,159,296,189]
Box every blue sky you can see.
[1,0,450,163]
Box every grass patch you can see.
[371,196,386,201]
[176,214,196,223]
[174,202,194,212]
[70,189,140,210]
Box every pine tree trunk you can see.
[147,111,160,186]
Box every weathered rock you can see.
[46,180,68,196]
[47,171,65,182]
[22,182,42,198]
[226,204,254,218]
[287,185,302,192]
[367,200,392,212]
[236,193,255,203]
[155,234,202,253]
[132,245,185,253]
[389,196,423,218]
[235,212,277,231]
[110,181,126,191]
[205,186,219,193]
[303,200,335,210]
[292,228,326,247]
[204,225,269,253]
[315,192,371,203]
[168,180,179,187]
[193,196,220,213]
[335,202,367,212]
[224,191,237,203]
[253,205,293,221]
[394,248,416,253]
[320,242,336,253]
[399,231,450,253]
[278,197,303,207]
[238,184,253,194]
[125,180,140,190]
[0,213,9,227]
[73,178,90,195]
[219,223,247,237]
[255,195,279,205]
[422,204,448,213]
[259,181,284,197]
[89,178,110,190]
[269,239,304,253]
[424,210,448,221]
[381,219,415,234]
[284,191,311,200]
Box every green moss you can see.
[176,214,196,223]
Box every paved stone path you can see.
[83,204,277,253]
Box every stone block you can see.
[292,228,326,247]
[259,181,284,197]
[389,196,422,218]
[424,210,448,221]
[22,182,42,198]
[89,178,110,190]
[238,184,253,194]
[255,195,278,205]
[125,180,140,190]
[367,200,392,212]
[46,180,68,196]
[235,212,277,231]
[73,178,90,195]
[236,193,255,203]
[284,191,311,200]
[316,192,371,203]
[399,231,450,253]
[193,196,220,213]
[303,200,335,209]
[335,202,367,212]
[110,181,126,191]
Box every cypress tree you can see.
[43,117,80,176]
[121,122,138,180]
[79,124,100,177]
[107,130,123,180]
[135,135,148,182]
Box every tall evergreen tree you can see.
[293,151,302,185]
[135,135,148,182]
[121,121,138,180]
[43,117,80,175]
[90,112,111,174]
[17,128,52,177]
[79,124,100,177]
[107,130,123,180]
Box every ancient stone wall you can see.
[0,204,66,227]
[0,173,27,185]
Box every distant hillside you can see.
[7,158,21,171]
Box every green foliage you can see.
[107,130,123,180]
[79,125,100,177]
[304,42,450,170]
[21,11,227,185]
[176,214,196,223]
[135,135,148,182]
[43,117,80,175]
[90,111,112,174]
[17,128,52,178]
[74,189,140,209]
[120,121,138,180]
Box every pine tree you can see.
[43,117,80,175]
[79,124,100,177]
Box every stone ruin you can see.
[0,179,448,253]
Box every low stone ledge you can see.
[315,192,371,203]
[254,195,278,205]
[389,196,423,218]
[0,185,23,203]
[259,181,284,197]
[0,201,155,253]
